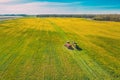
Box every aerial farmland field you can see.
[0,17,120,80]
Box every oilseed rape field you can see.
[0,17,120,80]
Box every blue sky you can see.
[0,0,120,14]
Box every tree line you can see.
[36,14,120,22]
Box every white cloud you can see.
[0,0,15,3]
[0,2,81,14]
[0,1,119,14]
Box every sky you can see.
[0,0,120,14]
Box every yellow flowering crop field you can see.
[0,17,120,80]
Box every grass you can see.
[0,17,120,80]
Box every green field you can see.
[0,18,120,80]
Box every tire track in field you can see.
[72,50,111,80]
[46,19,95,78]
[24,33,39,80]
[74,34,120,79]
[40,19,74,79]
[0,27,29,79]
[29,19,45,80]
[46,19,95,79]
[0,25,28,65]
[46,31,66,80]
[0,20,38,79]
[22,18,53,80]
[68,34,112,79]
[0,25,28,66]
[38,20,61,80]
[0,23,28,55]
[8,29,36,80]
[13,25,41,80]
[46,19,111,80]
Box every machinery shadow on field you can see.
[75,45,82,51]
